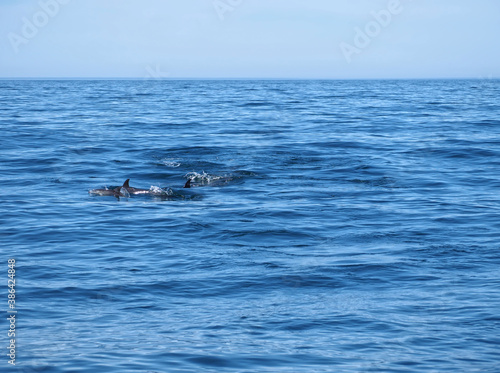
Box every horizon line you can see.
[0,77,497,81]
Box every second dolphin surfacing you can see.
[89,178,191,198]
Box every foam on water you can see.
[185,171,234,186]
[149,185,173,196]
[161,159,182,168]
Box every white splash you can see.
[149,186,173,196]
[162,159,181,168]
[185,171,220,184]
[184,171,232,186]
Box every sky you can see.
[0,0,499,79]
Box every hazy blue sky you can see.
[1,0,499,78]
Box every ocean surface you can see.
[1,79,500,373]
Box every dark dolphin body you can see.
[89,179,191,198]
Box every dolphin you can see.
[89,178,192,198]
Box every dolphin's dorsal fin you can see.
[184,179,191,189]
[123,179,130,188]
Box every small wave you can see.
[239,101,273,107]
[149,186,174,196]
[161,159,181,168]
[185,171,233,186]
[348,177,398,188]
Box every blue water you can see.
[1,79,500,372]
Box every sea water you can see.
[1,79,499,372]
